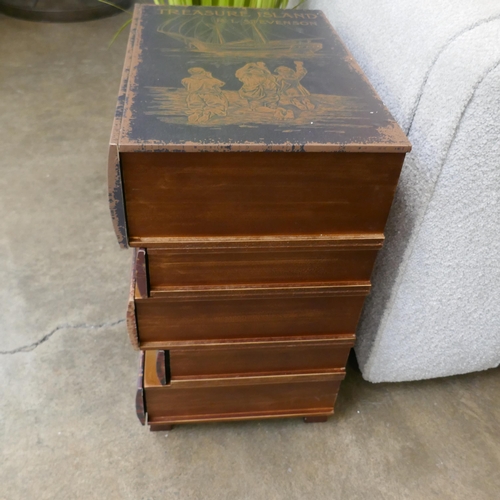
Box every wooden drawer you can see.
[144,237,382,292]
[138,351,345,426]
[129,282,368,349]
[120,152,404,246]
[153,335,355,380]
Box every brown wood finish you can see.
[146,239,381,291]
[156,350,168,385]
[126,249,140,350]
[121,152,404,244]
[134,285,368,347]
[143,351,343,424]
[134,248,148,299]
[111,5,412,428]
[165,335,355,380]
[135,351,146,425]
[149,411,333,427]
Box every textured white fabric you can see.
[307,0,500,381]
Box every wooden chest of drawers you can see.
[110,4,410,430]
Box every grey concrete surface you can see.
[0,11,499,500]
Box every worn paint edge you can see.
[107,6,141,248]
[119,6,411,153]
[117,142,411,153]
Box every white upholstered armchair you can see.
[307,0,500,381]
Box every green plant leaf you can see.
[108,17,132,47]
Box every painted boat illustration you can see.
[157,16,323,56]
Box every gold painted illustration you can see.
[182,68,229,124]
[158,15,323,58]
[148,61,366,127]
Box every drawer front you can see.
[146,381,340,423]
[167,336,355,379]
[147,243,380,291]
[121,152,403,245]
[135,287,368,347]
[143,352,344,423]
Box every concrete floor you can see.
[1,11,499,500]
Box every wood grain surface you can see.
[121,152,404,244]
[165,335,355,379]
[126,249,140,350]
[146,240,381,291]
[135,285,368,346]
[143,350,343,422]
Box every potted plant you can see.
[0,0,132,22]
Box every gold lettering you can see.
[162,8,250,17]
[160,9,179,15]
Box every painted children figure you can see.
[275,61,315,111]
[236,62,294,120]
[182,67,228,124]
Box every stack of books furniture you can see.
[108,4,410,431]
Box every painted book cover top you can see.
[118,5,410,152]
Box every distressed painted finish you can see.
[109,5,410,248]
[110,5,412,429]
[116,5,411,153]
[107,7,140,249]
